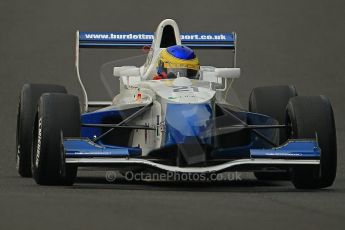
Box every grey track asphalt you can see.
[1,0,345,229]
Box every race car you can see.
[16,19,337,189]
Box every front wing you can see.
[63,139,320,173]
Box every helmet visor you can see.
[160,61,199,79]
[166,68,198,79]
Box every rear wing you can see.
[75,30,237,112]
[78,32,236,49]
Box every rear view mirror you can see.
[214,68,240,79]
[201,67,240,83]
[113,66,141,77]
[200,67,241,91]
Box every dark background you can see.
[1,0,344,229]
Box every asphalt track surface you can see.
[1,0,345,229]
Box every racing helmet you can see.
[156,45,200,79]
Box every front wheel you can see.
[32,93,80,185]
[16,84,67,177]
[286,96,337,189]
[249,85,297,180]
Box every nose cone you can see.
[164,103,213,145]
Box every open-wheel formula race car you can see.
[16,19,337,189]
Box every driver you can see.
[153,45,200,80]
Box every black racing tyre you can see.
[16,84,67,177]
[32,93,80,185]
[249,85,297,181]
[286,96,337,189]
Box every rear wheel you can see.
[287,96,337,189]
[249,85,297,180]
[16,84,67,177]
[32,93,80,185]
